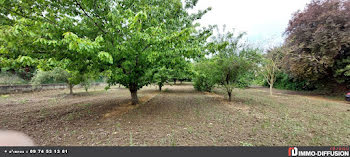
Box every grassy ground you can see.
[0,84,349,146]
[213,87,350,146]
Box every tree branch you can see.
[3,6,62,29]
[74,0,106,34]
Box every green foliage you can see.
[0,72,28,85]
[0,0,108,90]
[31,67,98,94]
[98,52,113,64]
[0,0,211,103]
[263,71,315,91]
[152,66,172,91]
[193,26,261,100]
[17,56,34,67]
[283,0,350,90]
[80,78,94,92]
[335,56,350,89]
[193,60,217,92]
[103,0,211,104]
[173,61,194,83]
[31,68,70,86]
[193,74,216,92]
[261,47,315,91]
[236,72,253,88]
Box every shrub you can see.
[192,59,218,92]
[0,72,28,85]
[264,71,315,91]
[193,73,216,92]
[236,73,252,88]
[31,68,69,86]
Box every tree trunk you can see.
[228,92,232,102]
[159,84,162,91]
[69,84,73,95]
[130,89,139,105]
[269,83,273,96]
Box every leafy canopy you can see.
[0,0,212,103]
[283,0,350,89]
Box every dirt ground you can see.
[0,84,349,146]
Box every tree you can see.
[194,27,259,101]
[217,56,251,101]
[262,46,315,91]
[261,59,278,96]
[177,63,194,84]
[261,47,282,95]
[80,77,94,92]
[193,59,218,92]
[212,27,258,101]
[0,2,108,93]
[0,18,40,81]
[104,0,211,104]
[1,0,211,104]
[283,0,350,90]
[171,60,194,84]
[34,32,106,94]
[31,67,87,95]
[152,67,172,91]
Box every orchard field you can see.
[1,84,349,146]
[1,0,350,147]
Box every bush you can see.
[193,73,216,92]
[192,59,218,92]
[264,72,315,91]
[236,73,252,88]
[31,68,70,86]
[0,72,28,85]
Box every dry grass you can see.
[0,84,349,146]
[213,87,350,145]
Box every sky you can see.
[189,0,310,49]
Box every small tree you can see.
[31,67,83,95]
[194,54,253,101]
[152,67,172,91]
[193,59,218,92]
[216,56,251,101]
[175,62,194,84]
[261,59,278,95]
[80,78,93,92]
[202,26,256,101]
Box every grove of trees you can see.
[0,0,211,104]
[1,0,349,103]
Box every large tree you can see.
[103,0,211,104]
[0,0,108,93]
[0,0,211,104]
[283,0,350,90]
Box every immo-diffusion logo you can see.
[288,147,350,157]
